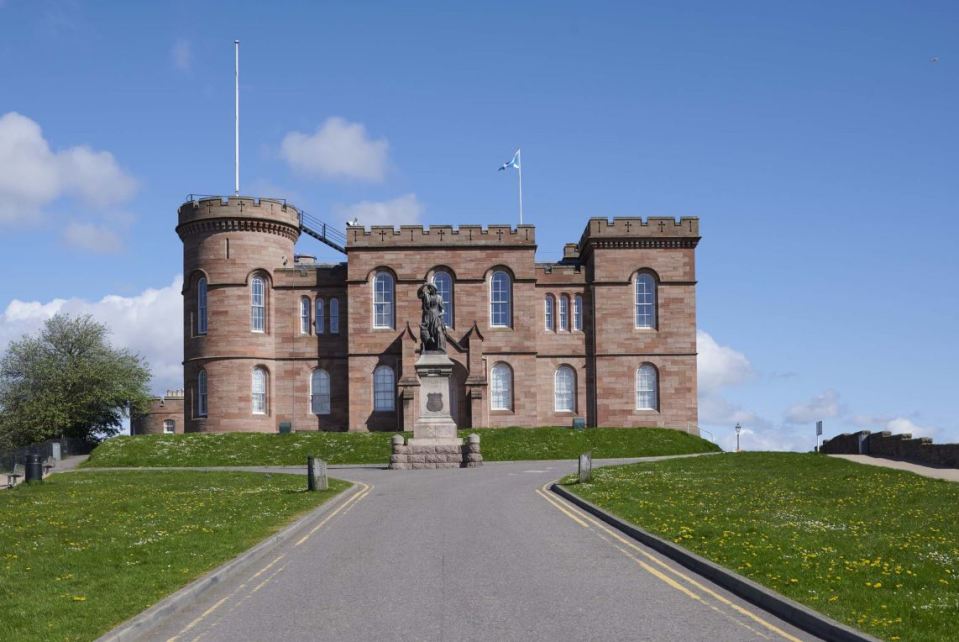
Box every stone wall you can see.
[821,431,959,469]
[132,393,185,435]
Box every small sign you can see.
[572,417,586,430]
[816,421,823,436]
[279,421,292,434]
[578,452,592,483]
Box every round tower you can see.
[177,196,300,433]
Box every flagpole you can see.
[234,39,240,196]
[517,148,523,225]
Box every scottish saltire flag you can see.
[498,149,520,171]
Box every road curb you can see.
[550,483,879,642]
[95,482,360,642]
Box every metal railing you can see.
[299,211,347,254]
[0,438,94,473]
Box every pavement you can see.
[828,454,959,482]
[136,458,818,642]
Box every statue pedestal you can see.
[390,351,482,470]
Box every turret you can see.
[177,196,300,432]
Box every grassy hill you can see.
[84,427,720,468]
[563,452,959,642]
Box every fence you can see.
[0,437,94,474]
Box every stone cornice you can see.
[176,217,300,242]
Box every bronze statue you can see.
[417,282,446,352]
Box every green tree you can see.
[0,314,151,449]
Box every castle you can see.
[132,195,700,434]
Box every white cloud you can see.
[785,389,842,425]
[850,415,941,440]
[62,222,123,254]
[171,39,191,71]
[697,330,753,393]
[0,276,184,393]
[0,112,138,223]
[333,193,423,227]
[280,117,389,181]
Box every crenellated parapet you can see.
[347,224,535,248]
[577,217,700,253]
[177,196,301,242]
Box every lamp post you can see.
[735,423,742,452]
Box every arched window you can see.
[373,272,394,329]
[315,298,325,335]
[197,277,208,335]
[163,419,175,434]
[311,369,331,415]
[299,296,311,335]
[251,275,266,332]
[432,271,454,328]
[329,298,340,334]
[559,295,570,331]
[490,362,513,410]
[373,365,395,411]
[573,294,583,331]
[635,273,657,329]
[197,370,208,417]
[554,365,575,412]
[636,363,659,410]
[252,367,268,415]
[490,270,512,328]
[544,294,555,331]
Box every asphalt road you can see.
[143,459,819,642]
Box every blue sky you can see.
[1,1,956,450]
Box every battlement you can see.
[346,224,535,248]
[176,195,301,239]
[577,217,700,252]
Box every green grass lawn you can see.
[83,427,719,468]
[0,471,349,642]
[562,453,959,642]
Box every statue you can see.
[417,282,446,353]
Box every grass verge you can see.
[561,453,959,642]
[83,427,720,468]
[0,471,349,642]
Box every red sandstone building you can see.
[134,196,700,435]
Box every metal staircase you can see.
[299,211,347,254]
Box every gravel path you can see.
[828,454,959,482]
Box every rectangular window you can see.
[163,419,175,434]
[252,369,267,415]
[573,295,583,331]
[373,275,394,329]
[559,296,569,331]
[315,299,325,335]
[197,279,208,335]
[251,279,265,332]
[300,298,310,334]
[490,273,511,327]
[373,367,395,411]
[545,296,554,331]
[330,298,340,334]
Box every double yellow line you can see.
[168,481,373,642]
[536,483,803,642]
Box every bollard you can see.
[307,456,316,491]
[578,451,592,483]
[315,458,328,491]
[24,453,43,483]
